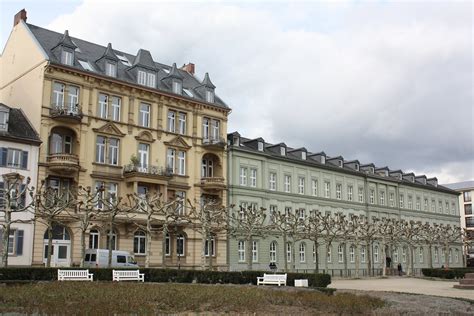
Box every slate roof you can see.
[443,181,474,191]
[0,103,41,145]
[229,132,458,195]
[26,24,229,110]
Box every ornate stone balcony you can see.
[202,137,226,149]
[200,177,226,190]
[123,164,173,184]
[47,153,80,173]
[50,102,83,122]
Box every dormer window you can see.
[301,152,306,160]
[370,167,374,174]
[355,164,359,171]
[258,142,264,152]
[172,81,182,94]
[339,160,343,167]
[206,90,214,103]
[61,50,73,66]
[280,147,286,156]
[105,62,117,77]
[233,136,240,146]
[321,156,326,164]
[137,70,155,88]
[0,110,9,131]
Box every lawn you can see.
[0,282,384,314]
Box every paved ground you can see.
[329,277,474,300]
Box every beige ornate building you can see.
[0,10,230,268]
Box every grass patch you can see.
[0,282,384,314]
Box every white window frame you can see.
[250,169,257,187]
[349,245,355,263]
[361,246,366,263]
[336,184,342,200]
[286,243,292,263]
[252,241,258,263]
[105,62,117,77]
[111,96,121,121]
[96,136,106,164]
[139,103,150,128]
[269,241,277,262]
[347,185,353,201]
[369,190,375,204]
[374,245,379,263]
[390,192,395,207]
[176,234,185,256]
[325,181,330,198]
[177,151,186,176]
[298,177,305,195]
[61,50,73,65]
[358,187,364,203]
[178,112,186,135]
[133,231,146,255]
[269,172,276,191]
[98,93,108,119]
[284,175,291,193]
[338,244,344,263]
[167,148,176,173]
[299,242,306,263]
[167,110,176,133]
[172,81,182,94]
[238,240,245,262]
[380,191,385,205]
[108,138,119,166]
[312,179,318,196]
[240,167,248,186]
[137,70,147,85]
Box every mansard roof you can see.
[97,43,119,62]
[201,72,216,89]
[0,103,41,145]
[229,132,457,195]
[26,23,229,110]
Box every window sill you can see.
[92,162,123,169]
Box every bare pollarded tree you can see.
[437,224,462,269]
[355,215,379,276]
[229,204,271,271]
[334,213,353,277]
[461,228,473,267]
[272,208,306,272]
[418,222,442,269]
[304,210,324,273]
[35,180,75,267]
[398,220,422,276]
[377,217,402,276]
[0,173,35,268]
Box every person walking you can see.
[397,263,402,276]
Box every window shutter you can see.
[16,230,24,255]
[0,148,7,167]
[21,151,28,169]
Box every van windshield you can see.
[128,256,137,264]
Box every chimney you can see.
[181,63,195,75]
[14,9,27,27]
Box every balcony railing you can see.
[50,102,83,121]
[202,137,226,148]
[201,177,226,190]
[47,153,80,173]
[123,164,173,177]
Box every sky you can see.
[1,0,473,184]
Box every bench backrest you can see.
[263,273,287,281]
[113,270,140,277]
[58,270,89,277]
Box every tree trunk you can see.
[381,239,387,277]
[283,234,288,272]
[80,228,86,268]
[314,240,319,274]
[108,221,113,268]
[208,236,214,271]
[343,243,348,277]
[145,219,152,268]
[407,245,413,276]
[1,222,11,268]
[367,242,372,277]
[162,226,168,268]
[355,243,360,278]
[444,243,449,268]
[247,236,253,271]
[46,225,53,267]
[324,243,329,274]
[291,240,296,272]
[428,244,433,269]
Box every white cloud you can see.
[46,0,473,183]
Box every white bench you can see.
[112,269,144,282]
[58,269,93,281]
[257,273,287,286]
[294,279,308,287]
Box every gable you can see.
[164,135,191,150]
[93,122,126,137]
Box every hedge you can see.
[0,268,331,288]
[421,268,474,279]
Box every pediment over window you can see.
[93,122,125,137]
[164,135,191,150]
[135,130,155,143]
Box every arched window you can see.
[133,231,146,254]
[252,241,258,263]
[349,245,355,263]
[106,230,117,250]
[360,246,366,263]
[269,241,277,263]
[419,247,424,263]
[88,229,99,249]
[374,245,379,263]
[299,242,306,263]
[286,243,292,263]
[238,240,245,262]
[402,247,407,263]
[434,247,439,263]
[338,244,344,263]
[176,234,185,256]
[393,247,399,262]
[44,224,70,240]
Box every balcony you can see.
[50,102,83,122]
[202,137,226,149]
[123,164,173,184]
[200,177,226,191]
[47,154,80,174]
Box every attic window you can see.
[0,110,9,131]
[61,50,73,66]
[78,60,94,72]
[116,54,132,66]
[280,147,286,156]
[172,81,182,94]
[301,152,306,160]
[258,142,264,152]
[183,88,193,97]
[137,70,155,88]
[338,160,343,167]
[370,167,374,174]
[321,156,326,164]
[206,90,214,103]
[233,136,240,146]
[105,62,117,77]
[162,68,170,74]
[355,164,359,171]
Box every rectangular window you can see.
[53,82,65,107]
[202,118,209,140]
[240,167,247,186]
[167,111,176,133]
[178,112,186,135]
[105,62,117,77]
[464,204,472,215]
[238,241,245,262]
[111,96,121,121]
[424,198,428,211]
[416,198,421,210]
[438,201,442,213]
[68,86,79,109]
[380,191,385,205]
[96,136,106,163]
[204,236,215,256]
[312,179,318,196]
[325,181,330,198]
[139,103,150,128]
[137,70,147,85]
[206,90,214,103]
[108,138,119,165]
[269,205,277,223]
[250,169,257,187]
[390,193,395,207]
[6,149,22,168]
[177,151,186,175]
[347,185,353,201]
[167,148,176,173]
[298,177,305,195]
[269,172,276,191]
[211,120,220,141]
[147,73,156,88]
[252,241,258,263]
[61,50,73,65]
[286,243,292,263]
[284,175,291,193]
[98,93,108,118]
[431,200,436,212]
[8,230,15,255]
[400,195,404,208]
[358,187,364,203]
[464,191,472,202]
[445,201,449,213]
[369,190,375,204]
[138,143,149,168]
[172,81,182,94]
[176,235,185,256]
[336,184,342,199]
[408,196,413,209]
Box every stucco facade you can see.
[1,14,230,268]
[227,133,463,274]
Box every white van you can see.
[84,249,139,268]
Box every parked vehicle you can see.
[84,249,138,268]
